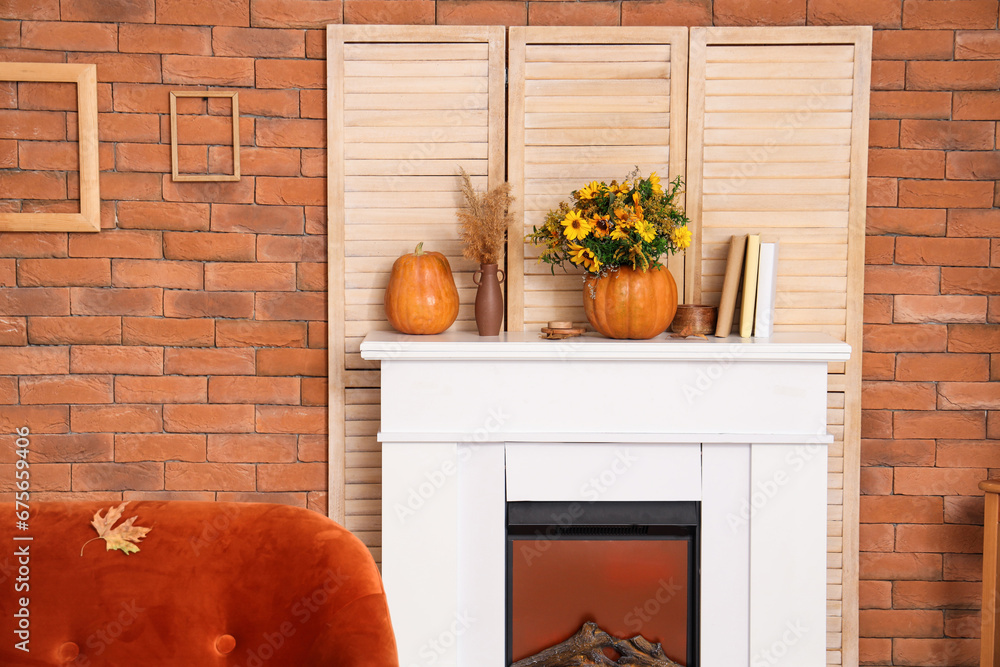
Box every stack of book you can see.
[715,234,779,338]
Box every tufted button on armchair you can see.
[0,501,399,667]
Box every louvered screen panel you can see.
[327,26,506,559]
[507,27,688,332]
[687,27,871,667]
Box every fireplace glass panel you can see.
[507,501,698,667]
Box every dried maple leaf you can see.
[80,502,152,556]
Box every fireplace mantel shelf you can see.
[361,330,850,363]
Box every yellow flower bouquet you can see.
[527,170,691,275]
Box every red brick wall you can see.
[0,1,997,665]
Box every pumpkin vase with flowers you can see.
[527,170,691,339]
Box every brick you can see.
[18,142,78,171]
[621,0,712,25]
[164,348,254,375]
[208,433,298,462]
[251,0,345,28]
[809,0,900,26]
[19,375,112,405]
[860,580,892,609]
[873,29,955,59]
[255,118,324,149]
[709,0,804,24]
[0,0,58,19]
[116,434,206,462]
[218,491,307,506]
[869,119,899,148]
[0,110,67,142]
[944,267,1000,294]
[948,324,1000,351]
[62,0,154,21]
[256,405,326,433]
[155,0,250,26]
[69,230,162,259]
[0,317,26,346]
[162,177,255,205]
[953,91,1000,120]
[867,207,947,237]
[0,170,67,199]
[255,176,326,206]
[71,404,162,433]
[70,345,162,375]
[210,204,304,234]
[0,288,68,316]
[939,382,1000,409]
[213,26,304,57]
[298,435,326,462]
[893,581,982,610]
[66,53,160,84]
[254,292,324,321]
[162,55,255,87]
[0,48,64,64]
[863,410,894,439]
[908,60,1000,90]
[863,352,895,379]
[894,295,988,323]
[304,30,325,59]
[858,609,943,638]
[0,233,66,258]
[124,491,213,502]
[118,199,212,233]
[300,90,324,119]
[210,89,299,117]
[0,20,16,48]
[901,120,995,150]
[304,207,324,234]
[115,376,208,404]
[116,143,207,175]
[870,91,953,119]
[860,552,941,581]
[944,495,985,524]
[301,377,327,406]
[947,151,1000,179]
[256,235,325,262]
[27,317,119,345]
[255,58,325,89]
[215,320,307,347]
[862,381,937,409]
[205,262,296,292]
[896,410,987,440]
[17,258,110,288]
[164,404,255,433]
[217,146,300,177]
[97,172,162,202]
[344,0,434,23]
[257,462,326,491]
[112,83,209,114]
[861,495,943,524]
[73,461,163,491]
[860,638,892,665]
[98,113,160,143]
[297,263,326,291]
[897,353,990,381]
[70,287,162,317]
[17,82,79,112]
[6,433,112,464]
[119,24,212,55]
[866,235,895,264]
[300,148,325,177]
[944,610,982,638]
[896,237,991,265]
[163,232,255,262]
[21,20,116,51]
[868,148,944,179]
[0,405,68,433]
[122,317,215,347]
[865,266,940,295]
[956,30,1000,59]
[944,553,982,580]
[164,462,255,491]
[111,260,204,290]
[903,0,999,29]
[529,1,621,25]
[438,0,527,24]
[163,291,254,319]
[866,440,927,469]
[208,376,299,404]
[257,348,326,376]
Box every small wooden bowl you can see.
[670,305,717,335]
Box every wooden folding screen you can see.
[327,26,506,556]
[686,27,871,667]
[506,27,688,332]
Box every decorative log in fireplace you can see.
[512,622,681,667]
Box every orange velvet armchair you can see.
[0,501,399,666]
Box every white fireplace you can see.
[361,331,850,667]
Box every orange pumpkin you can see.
[384,242,460,335]
[583,265,678,340]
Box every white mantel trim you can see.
[377,431,835,444]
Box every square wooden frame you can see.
[0,62,100,233]
[169,91,241,182]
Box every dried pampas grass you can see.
[457,167,513,265]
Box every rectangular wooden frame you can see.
[0,62,100,232]
[169,91,241,182]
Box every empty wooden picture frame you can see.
[0,62,100,232]
[169,91,241,182]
